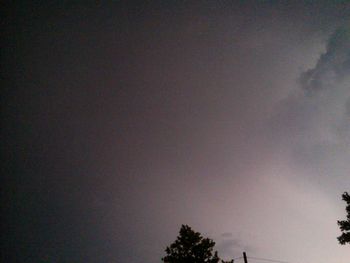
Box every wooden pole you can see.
[243,252,248,263]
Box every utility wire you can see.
[247,256,293,263]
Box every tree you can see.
[337,192,350,245]
[162,225,221,263]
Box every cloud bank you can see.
[270,25,350,185]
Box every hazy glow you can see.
[2,2,350,263]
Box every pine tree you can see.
[337,192,350,245]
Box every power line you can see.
[247,256,293,263]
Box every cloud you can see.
[297,25,350,142]
[216,238,243,259]
[216,235,257,261]
[221,232,233,238]
[268,25,350,184]
[299,26,350,94]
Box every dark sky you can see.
[2,1,350,263]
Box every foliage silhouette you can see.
[337,192,350,245]
[162,225,233,263]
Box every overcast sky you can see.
[2,1,350,263]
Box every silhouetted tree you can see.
[162,225,221,263]
[337,192,350,245]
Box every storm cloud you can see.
[2,2,350,263]
[270,25,350,185]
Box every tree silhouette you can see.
[162,225,221,263]
[337,192,350,245]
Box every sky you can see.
[2,1,350,263]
